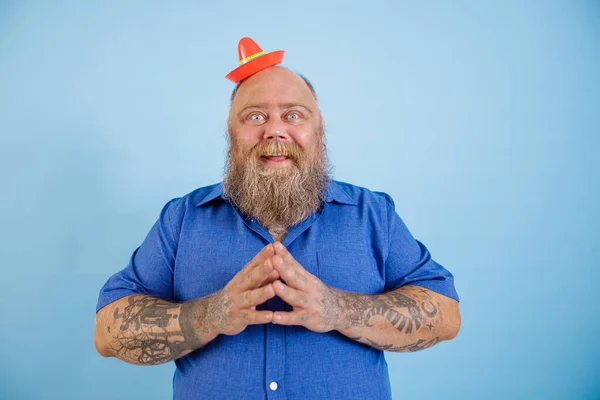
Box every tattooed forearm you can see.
[364,336,440,352]
[106,296,196,365]
[325,286,439,333]
[96,293,223,365]
[325,285,459,352]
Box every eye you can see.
[286,112,301,121]
[246,112,266,124]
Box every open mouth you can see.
[260,155,293,166]
[261,155,289,161]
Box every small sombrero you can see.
[225,37,285,83]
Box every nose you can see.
[263,116,291,142]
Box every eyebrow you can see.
[236,102,314,117]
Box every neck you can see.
[267,224,288,242]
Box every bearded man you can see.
[94,43,461,400]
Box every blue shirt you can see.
[97,180,459,400]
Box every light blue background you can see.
[1,1,598,399]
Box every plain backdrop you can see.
[0,1,598,399]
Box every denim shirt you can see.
[97,180,459,400]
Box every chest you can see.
[172,206,386,302]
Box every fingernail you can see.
[275,314,282,321]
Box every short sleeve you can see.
[382,194,459,301]
[95,197,183,313]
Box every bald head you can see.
[230,66,317,104]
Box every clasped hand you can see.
[220,242,340,335]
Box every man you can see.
[94,38,461,400]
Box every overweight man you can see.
[94,38,461,400]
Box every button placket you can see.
[265,298,286,399]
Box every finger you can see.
[258,267,280,287]
[242,244,275,275]
[238,283,275,308]
[273,241,293,260]
[246,258,278,290]
[237,248,276,291]
[272,310,309,326]
[271,254,309,290]
[273,242,309,280]
[273,280,309,307]
[241,310,274,325]
[273,242,299,266]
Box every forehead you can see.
[231,67,317,112]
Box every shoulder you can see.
[329,180,396,210]
[153,183,223,238]
[160,182,223,216]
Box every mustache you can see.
[250,141,304,161]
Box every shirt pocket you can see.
[316,249,384,294]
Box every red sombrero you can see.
[225,37,285,83]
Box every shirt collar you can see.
[194,180,358,207]
[324,180,358,206]
[194,183,227,207]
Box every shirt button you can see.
[269,382,278,391]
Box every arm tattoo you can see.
[365,336,440,352]
[323,286,444,352]
[109,295,204,365]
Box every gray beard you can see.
[223,141,330,229]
